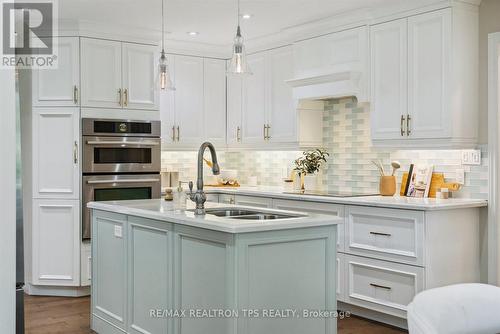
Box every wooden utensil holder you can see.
[380,176,396,196]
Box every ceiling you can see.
[59,0,409,46]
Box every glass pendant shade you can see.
[159,51,175,90]
[228,26,251,75]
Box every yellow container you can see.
[379,176,396,196]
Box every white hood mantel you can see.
[285,68,368,103]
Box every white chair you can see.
[407,283,500,334]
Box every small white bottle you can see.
[174,181,188,209]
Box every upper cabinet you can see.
[370,8,478,148]
[81,38,159,111]
[228,45,322,150]
[160,55,227,150]
[32,37,80,107]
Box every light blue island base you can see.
[90,207,339,334]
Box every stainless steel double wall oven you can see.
[82,119,161,239]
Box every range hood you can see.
[285,64,368,102]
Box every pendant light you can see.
[159,0,175,90]
[227,0,251,75]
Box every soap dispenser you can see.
[175,181,189,209]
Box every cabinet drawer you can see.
[345,255,424,318]
[346,206,424,265]
[273,199,345,252]
[219,194,235,205]
[205,193,219,203]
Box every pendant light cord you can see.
[237,0,240,27]
[161,0,165,52]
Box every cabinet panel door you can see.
[92,211,127,331]
[33,107,80,199]
[33,37,80,106]
[174,55,204,144]
[160,55,176,146]
[242,54,267,144]
[81,38,122,108]
[122,43,159,110]
[408,9,451,139]
[128,218,171,334]
[370,19,408,140]
[226,71,243,145]
[267,46,297,143]
[32,199,80,286]
[204,58,226,146]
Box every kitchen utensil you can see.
[391,161,401,176]
[371,160,385,176]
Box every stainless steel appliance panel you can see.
[82,136,161,173]
[82,118,161,137]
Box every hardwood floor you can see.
[25,294,406,334]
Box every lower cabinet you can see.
[32,199,80,286]
[344,254,424,318]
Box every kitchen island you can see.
[88,199,343,334]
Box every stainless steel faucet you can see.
[188,142,220,215]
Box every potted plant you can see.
[293,149,329,191]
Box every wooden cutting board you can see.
[400,172,460,198]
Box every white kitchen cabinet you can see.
[161,55,226,149]
[81,38,159,111]
[370,19,408,141]
[32,107,80,199]
[407,9,451,139]
[226,73,243,146]
[32,199,80,286]
[122,43,159,110]
[370,8,478,148]
[32,37,80,107]
[267,46,296,143]
[242,53,267,145]
[173,55,204,145]
[81,38,122,109]
[227,45,321,149]
[204,58,227,146]
[345,254,424,318]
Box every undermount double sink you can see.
[203,208,305,221]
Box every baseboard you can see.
[24,283,91,297]
[338,301,408,330]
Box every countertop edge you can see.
[205,188,488,211]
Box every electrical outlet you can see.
[456,168,465,185]
[461,150,481,165]
[114,225,123,238]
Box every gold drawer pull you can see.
[369,231,391,237]
[370,283,392,290]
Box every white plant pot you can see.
[303,174,318,191]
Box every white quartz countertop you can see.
[88,199,342,234]
[204,186,488,211]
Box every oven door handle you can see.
[85,140,160,146]
[86,179,160,185]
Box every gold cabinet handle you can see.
[370,283,392,290]
[177,126,180,141]
[229,197,235,204]
[73,141,78,164]
[118,88,122,107]
[266,124,271,140]
[237,126,241,142]
[406,115,411,136]
[171,126,176,142]
[400,115,405,137]
[73,85,78,104]
[124,89,128,107]
[263,124,267,140]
